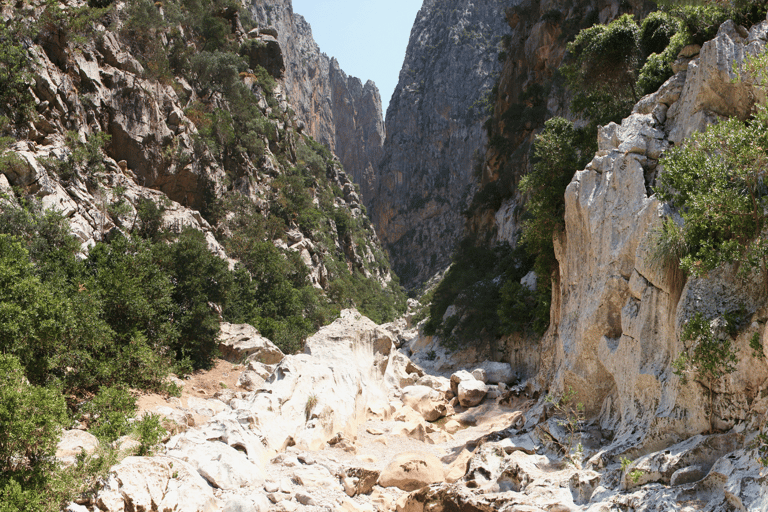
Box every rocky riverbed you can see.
[57,307,767,512]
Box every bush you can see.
[519,117,594,277]
[133,413,166,455]
[655,105,768,289]
[0,354,67,490]
[563,14,640,124]
[81,386,136,443]
[0,25,34,123]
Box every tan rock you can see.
[401,385,448,421]
[457,380,487,408]
[378,452,444,491]
[56,430,99,467]
[219,322,284,364]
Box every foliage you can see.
[0,24,34,123]
[543,387,585,468]
[655,106,768,289]
[133,413,167,455]
[423,241,534,345]
[81,386,137,442]
[563,14,641,124]
[672,312,738,432]
[520,117,595,278]
[0,354,67,497]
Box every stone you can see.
[219,322,284,364]
[223,497,259,512]
[378,451,444,492]
[471,368,487,383]
[476,361,515,384]
[237,370,266,391]
[401,385,448,421]
[457,380,487,408]
[56,430,99,467]
[95,456,216,512]
[670,465,706,486]
[167,436,264,489]
[449,370,475,396]
[293,464,339,490]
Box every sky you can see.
[291,0,424,115]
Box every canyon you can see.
[1,0,768,511]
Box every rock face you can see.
[538,18,768,453]
[247,0,385,201]
[369,0,508,289]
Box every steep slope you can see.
[247,0,385,202]
[369,0,508,289]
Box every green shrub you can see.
[656,105,768,289]
[0,25,34,123]
[563,14,640,124]
[81,385,136,443]
[672,312,738,432]
[133,413,167,455]
[0,354,67,489]
[519,117,594,278]
[639,11,679,57]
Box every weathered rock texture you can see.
[247,0,385,201]
[368,0,509,289]
[537,18,768,456]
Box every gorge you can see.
[0,0,767,511]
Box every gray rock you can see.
[670,465,706,486]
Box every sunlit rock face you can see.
[248,0,385,202]
[368,0,508,289]
[545,18,768,455]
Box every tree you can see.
[655,105,768,290]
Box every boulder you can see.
[95,456,216,512]
[167,436,264,489]
[476,361,515,384]
[237,369,266,391]
[401,385,448,421]
[457,380,487,408]
[219,322,284,364]
[56,430,99,466]
[449,370,475,396]
[378,451,444,491]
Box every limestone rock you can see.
[457,380,488,408]
[401,385,448,421]
[56,429,99,467]
[369,0,508,288]
[248,1,384,202]
[378,451,444,492]
[167,436,265,489]
[449,370,475,396]
[95,456,216,512]
[219,322,284,364]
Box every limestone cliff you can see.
[247,0,385,202]
[369,0,509,289]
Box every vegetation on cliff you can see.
[424,0,768,351]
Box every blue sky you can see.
[291,0,423,115]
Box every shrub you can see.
[81,385,136,443]
[0,25,34,123]
[672,312,737,432]
[133,413,166,455]
[655,105,768,290]
[519,117,594,277]
[563,14,640,124]
[0,354,67,490]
